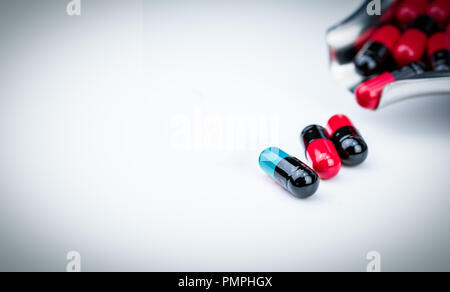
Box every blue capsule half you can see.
[259,147,319,199]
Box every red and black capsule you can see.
[331,27,377,65]
[428,32,450,71]
[326,115,368,166]
[259,147,319,198]
[354,25,401,77]
[396,0,428,28]
[409,0,450,33]
[426,0,450,28]
[301,125,341,179]
[355,62,426,110]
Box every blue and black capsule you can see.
[259,147,319,199]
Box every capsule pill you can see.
[259,147,319,198]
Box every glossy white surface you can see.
[0,0,449,271]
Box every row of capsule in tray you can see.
[330,0,450,110]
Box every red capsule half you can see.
[327,115,355,137]
[301,125,341,179]
[393,29,428,66]
[396,0,428,28]
[355,72,396,110]
[379,0,403,24]
[427,0,450,27]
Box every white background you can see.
[0,0,449,271]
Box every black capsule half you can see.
[259,147,319,199]
[326,115,369,166]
